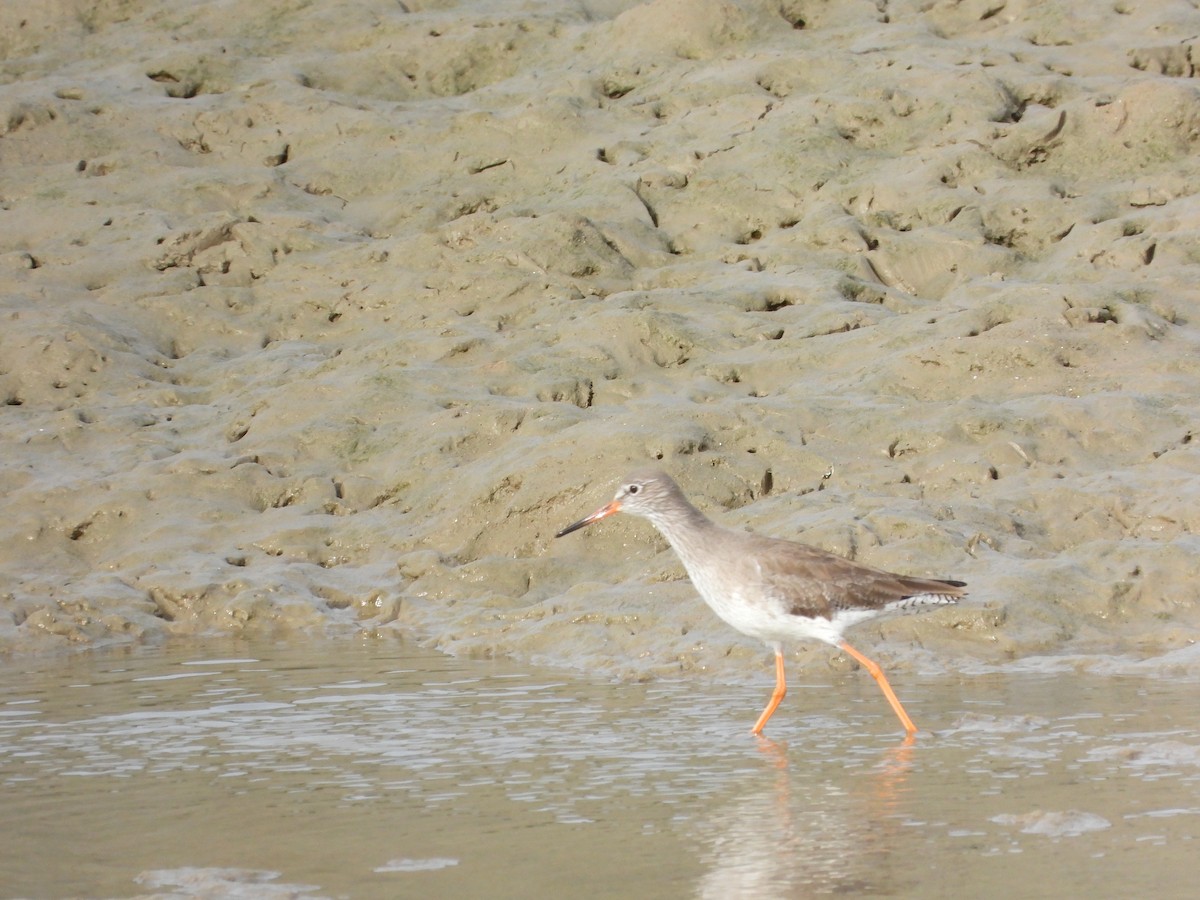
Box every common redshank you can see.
[555,468,966,736]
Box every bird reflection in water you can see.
[694,736,915,898]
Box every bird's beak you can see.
[555,500,622,538]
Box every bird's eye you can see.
[628,484,639,494]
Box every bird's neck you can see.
[647,499,720,562]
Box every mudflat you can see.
[2,0,1199,686]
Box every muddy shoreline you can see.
[2,0,1199,678]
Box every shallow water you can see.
[1,640,1197,899]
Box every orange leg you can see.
[839,641,918,735]
[751,647,787,735]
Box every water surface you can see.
[1,640,1197,898]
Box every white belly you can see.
[689,570,846,648]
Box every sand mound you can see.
[2,0,1199,678]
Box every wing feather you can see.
[740,534,966,620]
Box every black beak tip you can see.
[555,520,586,539]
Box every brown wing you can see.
[743,533,966,619]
